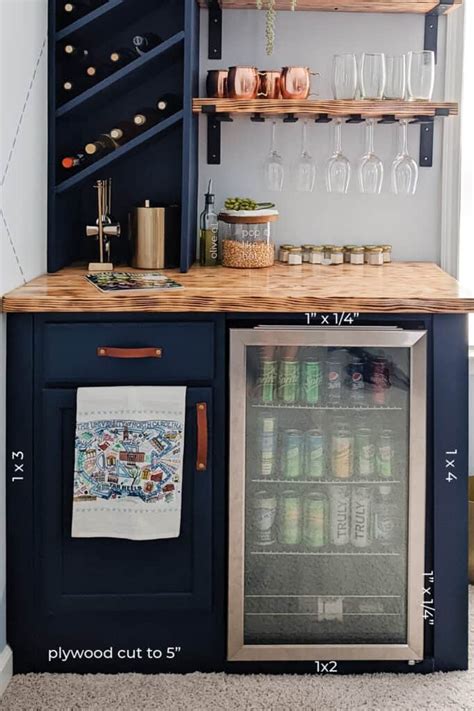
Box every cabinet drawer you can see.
[42,322,214,384]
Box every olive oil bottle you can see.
[199,180,219,267]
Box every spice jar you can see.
[364,245,377,263]
[288,247,303,265]
[219,211,278,268]
[309,246,324,264]
[331,247,344,265]
[381,245,392,263]
[279,245,292,263]
[302,245,314,262]
[368,247,384,266]
[323,245,335,261]
[350,247,365,265]
[343,245,357,263]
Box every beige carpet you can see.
[1,588,473,711]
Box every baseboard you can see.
[0,646,13,697]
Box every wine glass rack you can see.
[48,0,200,273]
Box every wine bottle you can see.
[64,1,100,14]
[63,44,89,61]
[84,134,118,157]
[132,108,159,128]
[155,93,180,117]
[61,153,87,170]
[61,79,85,98]
[109,121,138,143]
[109,48,137,67]
[132,33,162,55]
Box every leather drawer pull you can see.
[196,402,208,472]
[97,347,163,359]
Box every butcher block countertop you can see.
[2,263,474,314]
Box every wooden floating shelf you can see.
[197,0,461,14]
[57,32,185,118]
[56,0,126,41]
[193,98,458,118]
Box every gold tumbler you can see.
[130,200,166,269]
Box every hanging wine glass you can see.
[263,120,284,192]
[293,119,316,192]
[391,120,418,196]
[358,118,384,194]
[326,118,351,194]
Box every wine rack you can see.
[49,0,199,272]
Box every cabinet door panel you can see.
[39,388,212,613]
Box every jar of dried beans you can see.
[219,210,278,269]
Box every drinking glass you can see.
[293,120,316,192]
[326,118,351,193]
[360,53,386,100]
[407,50,435,100]
[384,55,406,100]
[263,120,284,192]
[332,54,358,100]
[391,120,418,195]
[358,118,384,194]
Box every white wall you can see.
[0,0,48,684]
[199,9,447,261]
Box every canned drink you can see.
[259,359,278,404]
[304,429,324,479]
[303,492,327,548]
[252,490,277,545]
[376,430,393,479]
[370,355,391,406]
[329,485,351,546]
[350,486,372,548]
[355,428,375,479]
[256,413,278,478]
[301,359,321,405]
[278,491,303,545]
[373,486,399,546]
[346,357,365,404]
[258,412,278,435]
[326,357,343,404]
[331,429,353,479]
[282,429,303,480]
[278,360,300,404]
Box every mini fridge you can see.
[228,327,427,663]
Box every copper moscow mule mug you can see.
[227,66,259,99]
[280,66,319,100]
[258,70,281,99]
[206,70,228,99]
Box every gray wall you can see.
[198,9,447,261]
[0,0,48,659]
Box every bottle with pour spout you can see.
[199,179,219,266]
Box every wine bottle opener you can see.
[86,178,121,272]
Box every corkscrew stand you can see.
[86,179,121,272]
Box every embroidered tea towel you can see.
[72,386,186,540]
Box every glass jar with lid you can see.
[301,245,314,263]
[381,244,392,263]
[279,244,293,263]
[364,245,377,263]
[288,247,303,265]
[367,247,384,266]
[219,210,278,268]
[350,247,365,265]
[331,247,344,265]
[343,245,357,263]
[309,246,324,264]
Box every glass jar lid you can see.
[331,247,344,253]
[310,246,324,252]
[351,247,365,253]
[289,247,303,252]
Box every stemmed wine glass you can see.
[326,118,351,193]
[358,118,384,194]
[294,120,316,192]
[391,120,418,196]
[263,120,284,192]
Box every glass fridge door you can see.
[228,328,427,662]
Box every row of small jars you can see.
[278,244,393,266]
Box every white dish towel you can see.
[72,386,186,540]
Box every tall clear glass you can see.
[391,120,419,196]
[384,55,406,100]
[358,119,384,195]
[326,118,351,194]
[360,53,386,100]
[332,54,358,100]
[294,120,316,193]
[263,121,284,192]
[407,51,435,101]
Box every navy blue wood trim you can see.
[432,314,469,671]
[55,0,126,41]
[55,111,184,194]
[47,0,57,272]
[6,315,37,671]
[180,0,200,272]
[56,31,185,119]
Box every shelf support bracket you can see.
[419,121,434,168]
[208,0,222,60]
[424,13,439,61]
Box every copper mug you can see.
[206,69,228,98]
[258,70,281,99]
[227,66,259,99]
[280,66,319,99]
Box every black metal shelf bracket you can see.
[251,113,266,122]
[208,0,222,60]
[314,114,331,123]
[284,113,299,123]
[346,114,364,124]
[425,1,454,61]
